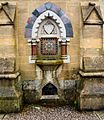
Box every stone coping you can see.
[0,72,20,79]
[79,70,104,77]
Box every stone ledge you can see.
[79,70,104,77]
[40,95,59,100]
[0,72,20,79]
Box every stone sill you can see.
[0,72,20,79]
[40,95,59,100]
[79,70,104,77]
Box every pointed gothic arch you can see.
[25,2,73,63]
[25,2,73,39]
[42,83,58,95]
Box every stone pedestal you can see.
[0,58,22,113]
[80,78,104,110]
[0,72,22,113]
[36,60,63,100]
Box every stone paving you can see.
[0,105,104,120]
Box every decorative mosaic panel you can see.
[41,38,58,55]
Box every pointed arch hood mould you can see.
[25,2,73,39]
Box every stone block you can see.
[0,26,14,37]
[37,4,46,13]
[0,87,22,113]
[64,80,81,102]
[80,97,104,110]
[80,79,104,110]
[32,9,40,17]
[83,25,102,39]
[24,28,32,38]
[23,80,41,103]
[0,73,22,113]
[83,56,104,71]
[80,48,101,56]
[0,57,15,73]
[23,80,38,90]
[51,4,61,14]
[23,90,39,104]
[0,45,15,56]
[45,2,53,10]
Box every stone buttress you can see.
[0,2,22,113]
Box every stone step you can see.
[40,95,59,100]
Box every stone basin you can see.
[36,60,63,66]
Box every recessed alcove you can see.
[42,83,57,95]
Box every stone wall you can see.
[17,0,81,80]
[0,0,104,112]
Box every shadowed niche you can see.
[42,83,57,95]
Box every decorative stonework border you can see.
[32,10,66,39]
[25,2,73,39]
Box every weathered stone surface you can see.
[64,80,81,103]
[83,56,104,71]
[0,57,15,73]
[0,73,22,113]
[23,80,41,91]
[23,90,40,104]
[23,80,41,103]
[83,25,102,39]
[0,87,22,113]
[0,114,4,119]
[0,98,22,113]
[80,79,104,110]
[80,97,104,110]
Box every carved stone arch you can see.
[32,10,66,40]
[42,82,58,95]
[38,18,60,38]
[25,2,73,63]
[25,2,73,40]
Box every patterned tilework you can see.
[25,2,73,38]
[41,38,57,55]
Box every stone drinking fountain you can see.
[24,2,73,103]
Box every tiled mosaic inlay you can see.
[41,38,58,55]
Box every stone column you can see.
[31,42,37,57]
[61,41,67,59]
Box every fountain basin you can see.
[36,60,63,66]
